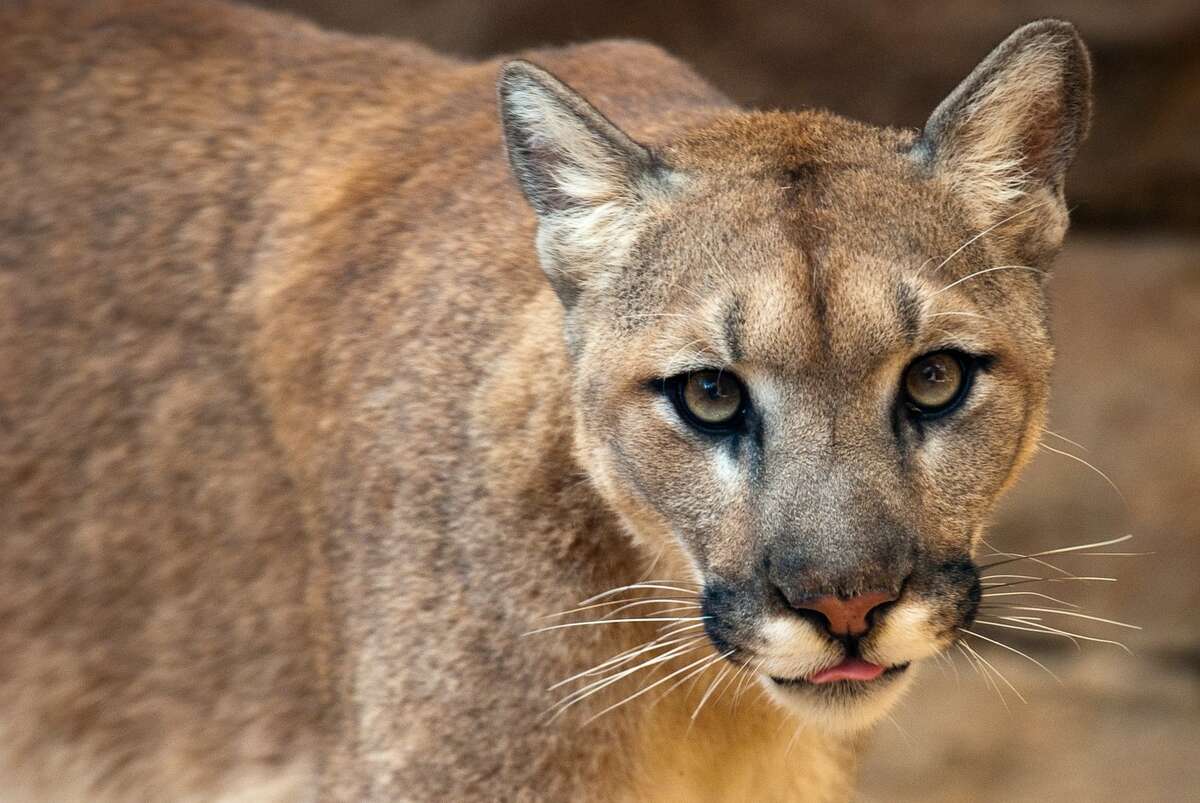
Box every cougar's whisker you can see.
[977,534,1135,572]
[979,590,1080,608]
[524,616,710,637]
[734,657,764,709]
[974,617,1121,652]
[990,616,1131,653]
[654,650,731,707]
[581,650,735,725]
[975,615,1079,646]
[550,639,709,717]
[961,639,1026,703]
[958,628,1062,684]
[960,639,1023,706]
[540,597,700,620]
[932,264,1046,296]
[937,649,962,687]
[1042,428,1090,452]
[916,200,1049,279]
[980,576,1117,589]
[549,629,707,691]
[982,605,1140,631]
[690,661,734,722]
[577,583,701,605]
[956,642,1008,711]
[711,657,751,711]
[1037,443,1128,506]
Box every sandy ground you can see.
[859,233,1200,801]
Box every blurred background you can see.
[256,2,1198,799]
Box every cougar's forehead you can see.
[618,167,960,381]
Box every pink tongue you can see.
[809,658,885,684]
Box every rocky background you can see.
[257,2,1199,799]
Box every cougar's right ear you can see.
[498,60,673,306]
[911,20,1092,258]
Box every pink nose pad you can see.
[791,591,897,637]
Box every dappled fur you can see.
[0,2,1089,800]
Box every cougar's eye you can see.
[667,370,747,432]
[903,351,971,416]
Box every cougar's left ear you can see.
[498,60,674,306]
[911,20,1092,255]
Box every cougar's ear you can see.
[912,20,1092,254]
[498,60,672,305]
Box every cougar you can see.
[0,1,1092,800]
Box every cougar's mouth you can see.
[769,659,910,690]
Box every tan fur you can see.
[0,3,1090,800]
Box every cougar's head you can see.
[500,21,1091,732]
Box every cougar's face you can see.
[567,145,1053,730]
[500,21,1086,731]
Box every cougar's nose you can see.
[788,591,898,639]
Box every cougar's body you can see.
[0,2,1092,800]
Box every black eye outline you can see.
[662,369,751,435]
[900,349,980,420]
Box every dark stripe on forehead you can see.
[895,281,922,344]
[723,297,744,363]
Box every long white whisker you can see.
[716,658,755,720]
[973,616,1135,653]
[938,649,962,687]
[985,606,1140,631]
[917,200,1049,279]
[557,637,706,697]
[1037,443,1128,506]
[578,583,701,605]
[998,534,1133,561]
[654,651,730,706]
[550,640,708,717]
[524,616,709,636]
[991,616,1131,654]
[959,628,1062,684]
[981,576,1117,590]
[1070,551,1151,558]
[549,630,706,691]
[1043,428,1090,452]
[582,650,734,725]
[956,641,1007,710]
[933,264,1045,296]
[540,597,699,620]
[978,535,1134,575]
[980,590,1080,608]
[691,662,734,722]
[960,639,1025,704]
[974,616,1081,647]
[977,538,1079,578]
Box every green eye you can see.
[668,370,747,432]
[903,351,969,414]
